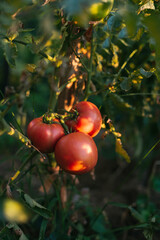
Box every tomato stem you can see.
[43,111,70,134]
[43,112,59,124]
[64,109,79,121]
[59,116,70,135]
[48,76,59,112]
[84,24,94,101]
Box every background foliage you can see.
[1,0,160,239]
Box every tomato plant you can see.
[69,0,114,27]
[54,132,98,174]
[27,117,65,153]
[88,0,114,21]
[66,101,102,137]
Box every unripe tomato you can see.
[27,117,65,153]
[88,0,114,22]
[66,101,102,138]
[70,0,114,27]
[54,132,98,175]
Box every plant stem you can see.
[2,36,56,63]
[36,166,48,202]
[0,104,12,118]
[84,29,94,100]
[0,111,31,145]
[115,49,138,81]
[10,151,37,183]
[70,44,89,73]
[48,87,57,112]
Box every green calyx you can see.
[65,109,79,121]
[42,112,60,124]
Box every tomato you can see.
[66,101,102,137]
[54,132,98,175]
[88,0,114,22]
[27,117,65,153]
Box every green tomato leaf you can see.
[128,206,145,223]
[17,189,53,219]
[19,233,29,240]
[152,177,160,193]
[120,77,132,91]
[140,68,153,78]
[110,93,135,112]
[2,40,17,67]
[143,229,153,240]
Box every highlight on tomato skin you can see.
[54,132,98,175]
[65,101,102,138]
[27,117,65,153]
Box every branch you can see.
[115,49,138,81]
[70,44,89,73]
[0,112,31,147]
[2,36,56,63]
[84,28,94,100]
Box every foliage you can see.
[0,0,160,239]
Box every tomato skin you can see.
[66,101,102,137]
[54,132,98,175]
[27,117,65,153]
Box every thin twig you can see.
[70,44,89,73]
[2,36,56,63]
[115,49,138,81]
[84,28,94,100]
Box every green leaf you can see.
[128,206,145,223]
[0,226,11,238]
[110,93,135,112]
[143,13,160,80]
[39,198,57,240]
[7,223,29,240]
[152,177,160,193]
[120,77,132,91]
[17,189,53,219]
[92,215,107,234]
[2,40,17,67]
[123,4,139,37]
[143,229,153,240]
[140,68,154,78]
[24,194,46,209]
[19,233,29,240]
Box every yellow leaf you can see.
[116,138,131,163]
[26,64,36,73]
[11,170,20,181]
[8,128,15,136]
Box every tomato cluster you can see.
[27,101,102,175]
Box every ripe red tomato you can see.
[66,101,102,137]
[54,132,98,175]
[27,117,65,153]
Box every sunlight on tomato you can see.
[3,199,29,223]
[82,144,92,154]
[69,161,87,172]
[55,132,98,175]
[66,101,102,137]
